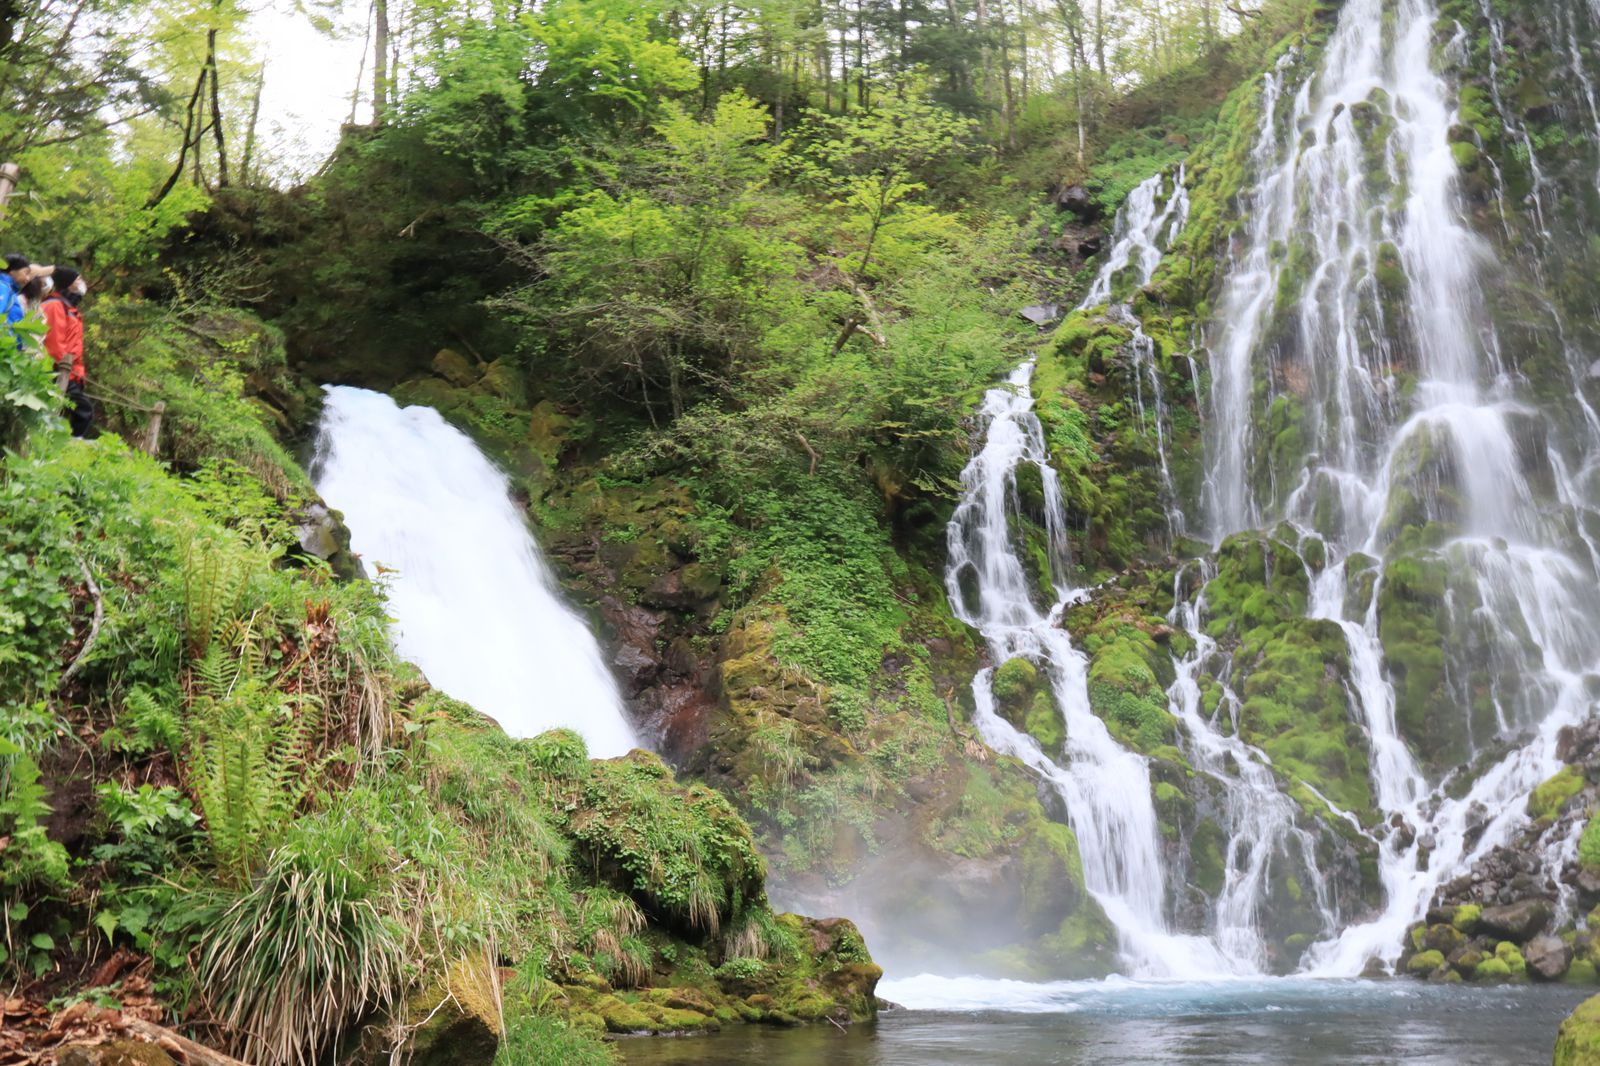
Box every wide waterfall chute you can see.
[1185,0,1600,975]
[313,385,638,758]
[949,0,1600,984]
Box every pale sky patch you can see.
[247,0,368,181]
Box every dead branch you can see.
[59,558,104,688]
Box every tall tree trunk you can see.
[1094,0,1106,81]
[372,0,389,123]
[997,0,1015,148]
[240,64,264,185]
[205,28,229,186]
[347,1,371,126]
[148,63,207,207]
[1017,0,1029,105]
[976,0,992,114]
[854,0,866,108]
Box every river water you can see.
[619,980,1588,1065]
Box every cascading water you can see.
[1186,0,1600,973]
[1080,169,1192,539]
[312,385,638,758]
[947,168,1253,975]
[946,363,1239,977]
[942,0,1600,984]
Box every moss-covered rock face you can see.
[1555,995,1600,1066]
[1030,308,1201,575]
[990,658,1066,753]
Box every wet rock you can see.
[1019,304,1063,326]
[291,501,362,579]
[432,347,480,387]
[1557,719,1600,763]
[1449,946,1483,976]
[1479,898,1552,941]
[1077,235,1104,258]
[1424,923,1466,955]
[1525,934,1573,981]
[1054,184,1100,220]
[1577,866,1600,907]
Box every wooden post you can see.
[0,162,19,219]
[143,400,166,456]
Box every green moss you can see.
[1580,816,1600,870]
[1567,960,1600,986]
[1495,941,1527,976]
[1554,994,1600,1066]
[1530,766,1585,823]
[1407,949,1445,974]
[1452,903,1482,932]
[1473,956,1512,981]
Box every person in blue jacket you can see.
[2,254,53,351]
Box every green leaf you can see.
[29,932,54,951]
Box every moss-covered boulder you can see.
[990,658,1065,752]
[1555,994,1600,1066]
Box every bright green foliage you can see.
[495,1012,616,1066]
[186,811,409,1066]
[565,752,766,937]
[1581,817,1600,871]
[186,637,328,881]
[0,461,77,705]
[0,314,58,453]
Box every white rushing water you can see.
[313,385,638,758]
[1194,0,1600,973]
[937,0,1600,989]
[946,166,1251,976]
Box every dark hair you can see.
[4,253,29,273]
[20,277,45,302]
[53,267,80,292]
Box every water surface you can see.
[620,979,1587,1065]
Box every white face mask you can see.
[39,277,53,294]
[70,278,86,296]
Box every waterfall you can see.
[312,385,638,758]
[1079,167,1191,539]
[947,0,1600,982]
[1183,0,1600,973]
[947,169,1254,976]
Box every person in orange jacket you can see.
[40,266,96,438]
